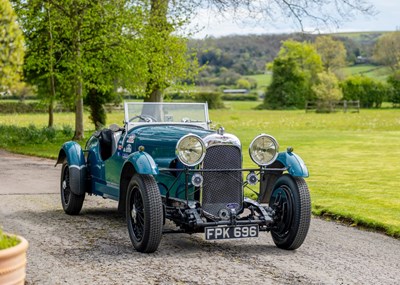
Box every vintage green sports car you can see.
[56,102,311,253]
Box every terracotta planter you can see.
[0,234,28,285]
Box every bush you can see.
[341,75,389,108]
[263,57,309,109]
[221,94,258,101]
[387,72,400,106]
[62,125,74,137]
[0,125,59,147]
[193,92,225,109]
[0,101,47,113]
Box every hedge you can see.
[221,94,258,101]
[0,102,73,113]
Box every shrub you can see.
[62,125,74,137]
[0,229,19,250]
[221,94,258,101]
[193,92,225,109]
[387,72,400,106]
[0,102,47,113]
[0,125,58,147]
[341,75,388,108]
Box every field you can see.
[245,73,272,89]
[341,64,391,81]
[1,101,399,237]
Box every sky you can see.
[190,1,399,38]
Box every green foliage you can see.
[221,94,258,101]
[193,92,225,109]
[13,0,151,138]
[341,75,388,108]
[0,228,19,250]
[314,36,347,72]
[209,68,241,86]
[0,101,47,113]
[236,78,251,89]
[260,40,324,109]
[191,33,317,76]
[387,72,400,105]
[0,0,24,92]
[62,124,73,137]
[85,89,114,130]
[276,40,323,83]
[0,124,59,146]
[312,71,343,101]
[373,31,400,72]
[262,57,309,109]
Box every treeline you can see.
[189,32,384,81]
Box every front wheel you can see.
[60,162,85,215]
[269,174,311,250]
[126,174,163,253]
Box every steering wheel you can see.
[129,115,158,123]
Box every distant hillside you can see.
[189,31,387,77]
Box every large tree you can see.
[314,36,347,72]
[0,0,24,92]
[141,0,198,102]
[14,0,147,139]
[13,0,63,127]
[373,31,400,72]
[263,40,323,109]
[263,56,308,109]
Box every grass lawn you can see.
[245,73,272,89]
[1,101,399,237]
[341,64,391,81]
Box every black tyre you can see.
[60,162,85,215]
[126,174,163,253]
[269,174,311,250]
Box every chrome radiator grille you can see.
[201,145,243,217]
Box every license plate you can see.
[205,225,259,240]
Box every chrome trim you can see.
[203,133,241,149]
[249,134,279,166]
[175,134,207,167]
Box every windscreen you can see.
[125,102,208,125]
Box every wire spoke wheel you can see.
[126,174,163,253]
[269,174,311,250]
[61,165,71,205]
[60,162,85,215]
[129,186,145,242]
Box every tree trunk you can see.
[144,88,163,102]
[145,0,169,102]
[74,79,84,140]
[48,95,54,127]
[73,25,84,140]
[47,3,55,128]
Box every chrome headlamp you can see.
[176,134,206,167]
[249,134,279,166]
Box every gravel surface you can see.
[0,150,399,284]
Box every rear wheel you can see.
[60,162,85,215]
[126,174,163,253]
[269,174,311,250]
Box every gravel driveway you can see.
[0,150,399,284]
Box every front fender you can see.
[55,141,87,195]
[124,151,159,175]
[276,151,309,178]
